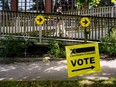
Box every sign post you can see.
[65,43,101,78]
[80,17,90,43]
[84,27,87,43]
[65,17,101,78]
[23,34,29,57]
[35,15,45,43]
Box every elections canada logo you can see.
[70,46,96,57]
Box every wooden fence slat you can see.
[0,11,116,42]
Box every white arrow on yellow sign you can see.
[65,43,101,78]
[80,17,90,27]
[35,15,45,25]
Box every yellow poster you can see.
[65,43,101,78]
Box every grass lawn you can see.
[0,78,116,87]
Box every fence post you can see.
[0,11,1,34]
[111,6,114,17]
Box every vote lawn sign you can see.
[65,43,101,78]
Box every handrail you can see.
[64,6,116,17]
[0,11,116,42]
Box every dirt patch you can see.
[100,53,116,60]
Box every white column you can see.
[53,0,56,12]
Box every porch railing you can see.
[64,6,116,17]
[0,11,116,43]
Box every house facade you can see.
[0,0,76,13]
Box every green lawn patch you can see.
[0,79,116,87]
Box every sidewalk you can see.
[0,59,116,80]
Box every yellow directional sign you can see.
[45,16,51,20]
[65,43,101,78]
[35,15,45,25]
[80,17,90,27]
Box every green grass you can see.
[0,78,116,87]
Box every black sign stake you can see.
[84,27,88,43]
[72,66,95,72]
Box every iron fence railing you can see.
[0,11,116,43]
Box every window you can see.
[26,0,35,11]
[4,0,10,10]
[54,0,76,12]
[18,0,45,13]
[0,0,2,10]
[54,0,60,12]
[18,0,26,11]
[61,0,69,11]
[0,0,11,11]
[29,0,45,12]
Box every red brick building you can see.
[0,0,76,13]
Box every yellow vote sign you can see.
[65,43,101,78]
[35,15,45,25]
[80,17,90,27]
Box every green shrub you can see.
[99,28,116,56]
[0,36,24,58]
[48,40,66,58]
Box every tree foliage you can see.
[75,0,115,9]
[30,0,116,11]
[98,0,114,7]
[76,0,100,9]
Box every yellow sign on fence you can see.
[65,43,101,78]
[35,15,45,25]
[80,17,90,27]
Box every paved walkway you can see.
[0,59,116,80]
